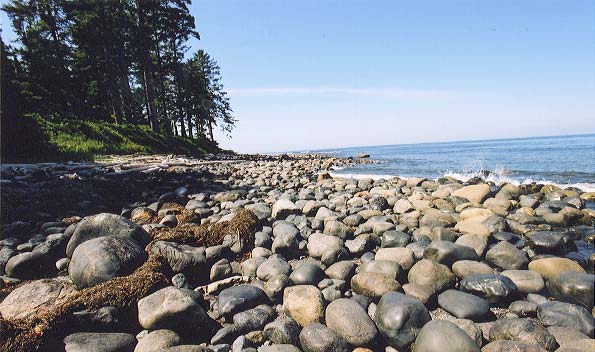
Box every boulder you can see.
[453,184,491,204]
[0,278,76,320]
[283,285,325,327]
[489,318,558,351]
[437,289,490,321]
[325,298,378,346]
[299,322,349,352]
[486,241,528,270]
[374,292,431,349]
[460,274,518,304]
[537,301,595,337]
[412,319,480,352]
[63,332,135,352]
[217,284,268,316]
[528,258,585,282]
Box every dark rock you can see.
[0,278,76,320]
[263,317,301,345]
[546,272,594,310]
[218,284,268,317]
[151,241,206,276]
[233,306,274,332]
[325,298,378,346]
[412,319,480,352]
[423,240,479,267]
[63,332,135,352]
[537,301,595,337]
[299,322,349,352]
[69,236,146,289]
[486,241,529,270]
[460,274,518,304]
[135,329,181,352]
[66,213,149,258]
[289,263,326,285]
[381,230,410,248]
[437,289,490,321]
[72,306,120,331]
[490,318,558,351]
[374,292,431,349]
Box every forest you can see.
[1,0,235,160]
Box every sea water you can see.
[313,134,595,192]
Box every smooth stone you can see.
[137,287,209,333]
[66,213,149,258]
[452,260,494,278]
[526,231,564,252]
[359,260,400,279]
[423,240,479,267]
[489,318,558,351]
[0,278,76,320]
[547,326,590,346]
[408,259,455,293]
[438,289,490,321]
[401,283,433,305]
[264,274,291,299]
[351,272,400,299]
[419,209,457,228]
[272,199,301,220]
[283,285,325,327]
[323,220,353,240]
[289,263,326,285]
[447,318,484,346]
[325,261,356,281]
[509,300,538,317]
[325,298,378,347]
[272,223,300,258]
[210,259,232,281]
[299,322,349,352]
[528,257,585,282]
[460,274,518,304]
[501,270,545,294]
[241,257,267,277]
[537,301,595,337]
[374,292,431,349]
[69,236,146,289]
[455,234,488,257]
[375,247,415,270]
[412,319,480,352]
[4,251,53,279]
[263,317,301,345]
[306,233,343,259]
[63,332,135,352]
[546,272,594,310]
[218,284,268,317]
[453,184,491,204]
[381,230,410,248]
[256,255,291,281]
[486,241,529,270]
[258,345,301,352]
[134,330,181,352]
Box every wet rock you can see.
[486,241,529,270]
[423,240,479,267]
[381,230,410,248]
[69,236,146,289]
[233,306,274,332]
[546,271,594,310]
[460,274,518,304]
[412,319,480,352]
[374,292,431,349]
[537,301,595,337]
[289,263,325,285]
[326,298,378,347]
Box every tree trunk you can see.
[137,4,159,132]
[208,119,214,141]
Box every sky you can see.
[2,0,594,153]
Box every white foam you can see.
[328,169,595,192]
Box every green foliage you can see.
[3,115,221,162]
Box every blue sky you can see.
[2,0,594,153]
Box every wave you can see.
[328,169,595,192]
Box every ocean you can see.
[312,134,595,192]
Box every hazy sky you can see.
[2,1,594,153]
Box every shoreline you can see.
[1,153,594,351]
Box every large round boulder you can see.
[66,213,149,258]
[413,319,480,352]
[325,298,378,347]
[69,236,146,289]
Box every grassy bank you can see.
[1,115,223,163]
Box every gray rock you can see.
[263,317,301,345]
[72,306,120,331]
[481,340,547,352]
[241,257,266,277]
[438,289,490,321]
[69,236,146,289]
[233,306,273,332]
[0,278,76,320]
[134,329,181,352]
[138,287,210,334]
[218,284,268,317]
[537,301,595,337]
[272,199,301,220]
[489,318,558,351]
[66,213,149,258]
[452,260,494,278]
[486,241,529,270]
[210,259,233,281]
[423,240,479,267]
[408,259,456,293]
[501,270,545,294]
[509,300,538,317]
[546,272,594,310]
[412,319,480,352]
[289,263,325,285]
[299,322,349,352]
[264,274,291,299]
[323,220,353,240]
[272,223,300,258]
[63,332,135,352]
[325,298,378,346]
[257,255,291,281]
[350,272,400,299]
[283,285,325,327]
[381,230,410,248]
[374,292,431,349]
[359,260,400,279]
[151,241,207,276]
[324,261,356,281]
[5,251,53,279]
[460,274,518,304]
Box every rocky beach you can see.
[1,153,594,352]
